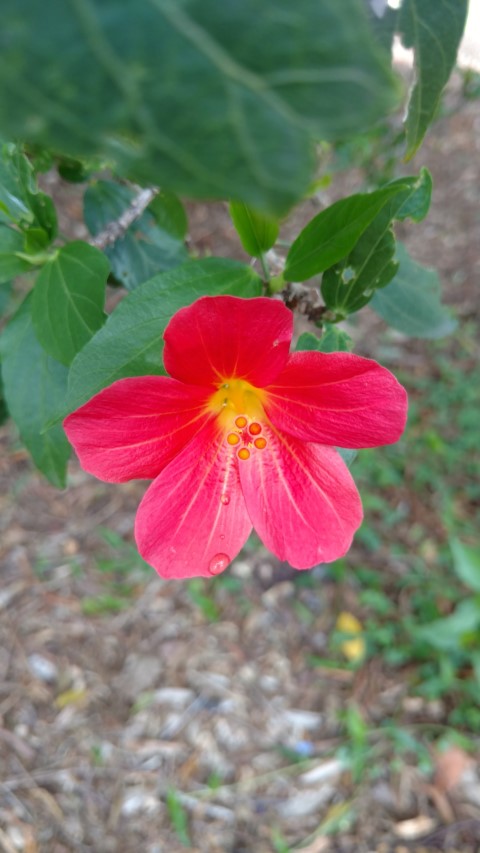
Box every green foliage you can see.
[450,539,480,593]
[229,202,279,257]
[0,295,70,486]
[0,225,32,283]
[319,170,432,315]
[284,181,411,282]
[166,787,191,848]
[399,0,469,158]
[371,242,457,338]
[296,327,353,354]
[186,579,220,622]
[84,181,188,289]
[31,242,109,365]
[58,258,262,420]
[0,0,397,215]
[0,141,57,244]
[82,527,151,616]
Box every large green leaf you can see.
[399,0,469,158]
[321,170,432,314]
[0,0,397,213]
[31,241,110,366]
[0,225,32,283]
[229,202,279,258]
[284,182,411,282]
[84,181,188,290]
[0,295,70,486]
[0,280,13,315]
[57,258,262,420]
[371,242,457,338]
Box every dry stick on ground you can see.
[90,186,159,250]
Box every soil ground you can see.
[1,73,480,853]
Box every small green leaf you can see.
[296,326,352,353]
[451,539,480,594]
[284,182,410,282]
[148,191,188,241]
[0,225,32,282]
[0,295,70,486]
[400,0,469,157]
[166,788,191,848]
[31,241,110,366]
[55,258,262,421]
[414,600,480,651]
[229,202,279,257]
[371,242,457,338]
[57,156,91,183]
[84,181,188,290]
[0,141,57,239]
[0,142,32,224]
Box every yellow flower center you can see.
[207,378,269,460]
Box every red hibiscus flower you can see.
[64,296,407,579]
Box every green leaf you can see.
[229,202,279,257]
[414,600,480,651]
[451,539,480,594]
[0,0,397,214]
[0,142,32,224]
[84,181,188,290]
[296,326,352,353]
[166,788,191,848]
[148,191,188,241]
[55,258,262,421]
[371,242,457,338]
[0,280,13,315]
[0,141,57,241]
[320,170,432,314]
[284,182,411,282]
[0,225,32,283]
[0,295,70,486]
[399,0,469,157]
[0,370,9,425]
[31,241,110,366]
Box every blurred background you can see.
[0,6,480,852]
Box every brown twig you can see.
[90,186,159,250]
[283,281,333,325]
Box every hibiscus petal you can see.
[266,351,407,448]
[163,295,292,387]
[64,376,211,482]
[239,426,363,568]
[135,421,252,579]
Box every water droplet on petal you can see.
[208,553,230,576]
[220,494,230,505]
[220,534,225,540]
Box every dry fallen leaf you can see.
[434,745,475,794]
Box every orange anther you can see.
[249,422,262,435]
[227,433,240,445]
[235,416,247,428]
[237,447,250,461]
[254,437,267,450]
